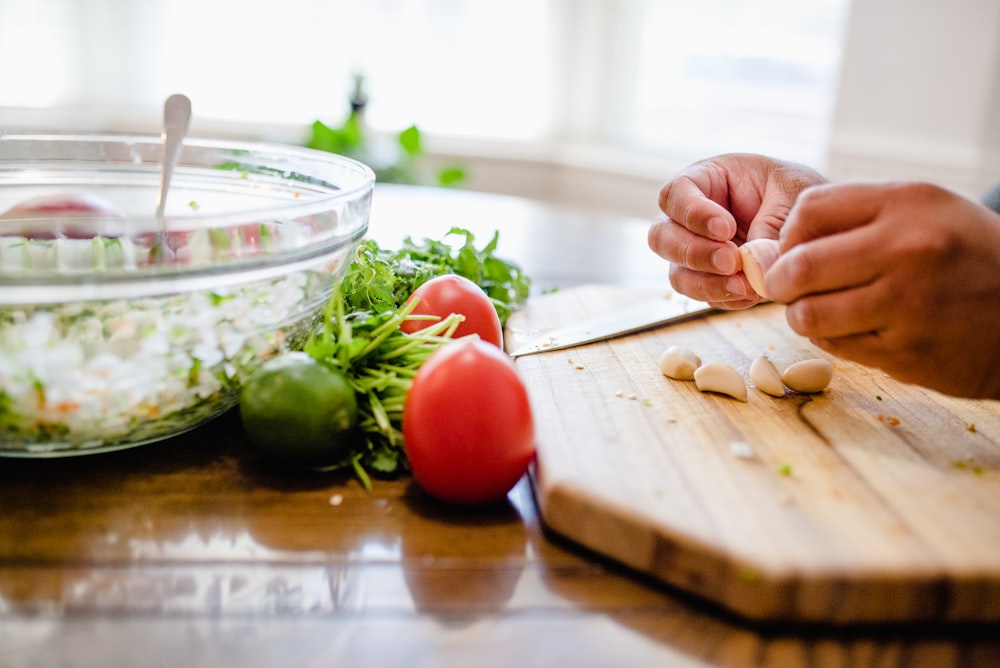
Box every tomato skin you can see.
[399,274,503,348]
[403,340,535,505]
[0,193,124,240]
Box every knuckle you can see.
[893,181,943,202]
[779,246,817,294]
[793,184,826,212]
[679,238,701,269]
[647,219,667,254]
[658,183,671,214]
[648,218,684,264]
[900,222,957,265]
[659,175,690,217]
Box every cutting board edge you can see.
[530,465,1000,625]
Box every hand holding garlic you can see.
[766,181,1000,400]
[648,153,825,309]
[650,153,1000,400]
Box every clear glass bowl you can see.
[0,133,374,456]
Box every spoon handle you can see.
[155,94,192,218]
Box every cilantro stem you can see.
[350,453,373,491]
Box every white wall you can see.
[821,0,1000,196]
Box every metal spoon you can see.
[155,93,192,219]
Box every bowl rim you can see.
[0,132,375,298]
[0,131,377,225]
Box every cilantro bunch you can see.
[291,227,530,485]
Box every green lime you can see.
[240,352,358,465]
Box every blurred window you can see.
[629,0,849,165]
[0,0,849,165]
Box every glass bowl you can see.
[0,133,374,456]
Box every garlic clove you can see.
[659,345,702,380]
[738,239,781,299]
[781,358,834,393]
[749,355,786,397]
[694,362,748,401]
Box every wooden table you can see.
[1,185,997,667]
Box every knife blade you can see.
[508,294,714,358]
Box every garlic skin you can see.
[694,362,748,402]
[738,239,781,300]
[659,346,702,380]
[749,355,786,397]
[781,358,834,393]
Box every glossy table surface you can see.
[1,185,997,667]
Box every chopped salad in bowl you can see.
[0,134,374,456]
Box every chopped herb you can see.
[187,358,203,387]
[209,290,234,306]
[953,459,985,475]
[1,273,319,452]
[778,463,793,476]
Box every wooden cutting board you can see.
[505,284,1000,625]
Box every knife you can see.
[508,294,715,358]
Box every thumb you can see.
[747,191,794,242]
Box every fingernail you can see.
[725,275,747,299]
[711,248,737,274]
[707,217,732,240]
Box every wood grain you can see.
[507,285,1000,624]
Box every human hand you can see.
[648,153,825,308]
[767,182,1000,399]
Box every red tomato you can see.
[403,340,535,505]
[0,193,124,240]
[399,274,503,348]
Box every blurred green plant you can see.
[306,74,465,187]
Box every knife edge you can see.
[508,297,714,358]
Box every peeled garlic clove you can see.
[694,362,748,402]
[738,239,781,299]
[749,355,786,397]
[781,358,833,393]
[659,345,702,380]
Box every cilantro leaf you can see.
[340,227,529,324]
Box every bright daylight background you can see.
[1,0,999,218]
